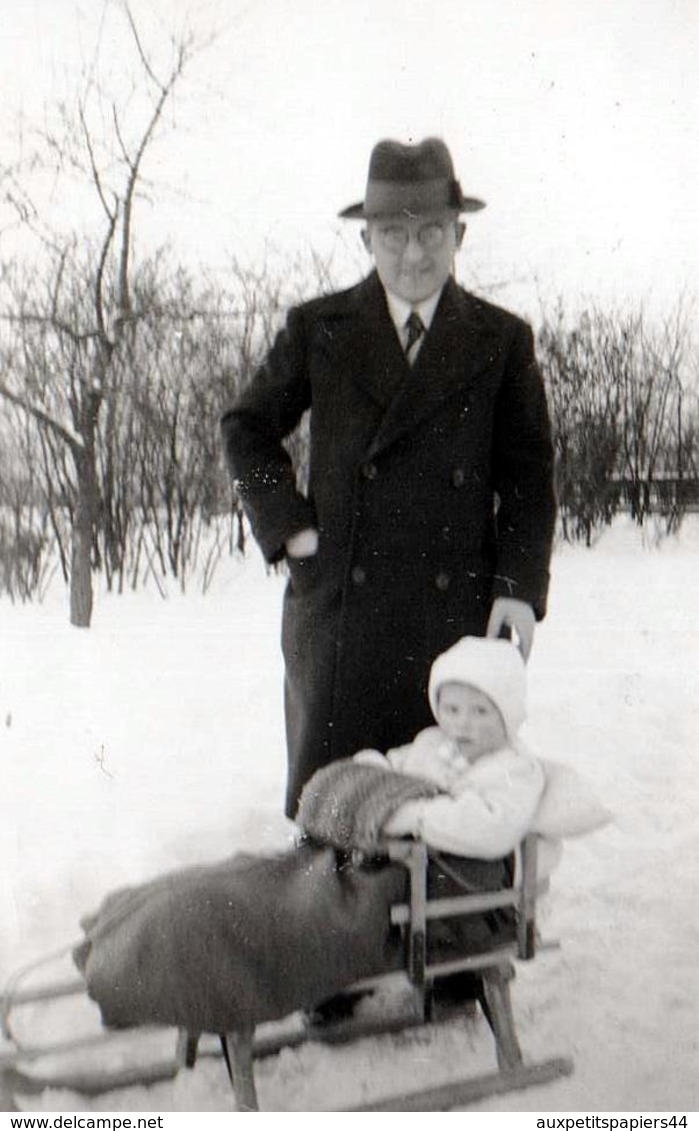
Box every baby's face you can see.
[435,682,507,760]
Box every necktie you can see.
[404,310,425,355]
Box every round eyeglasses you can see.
[374,221,452,254]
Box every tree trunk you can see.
[70,520,93,627]
[70,438,98,628]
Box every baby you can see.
[356,636,553,863]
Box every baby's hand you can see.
[441,773,461,795]
[444,765,470,795]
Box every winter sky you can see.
[1,0,697,320]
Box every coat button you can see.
[435,570,451,591]
[351,565,367,585]
[451,468,465,487]
[361,461,378,480]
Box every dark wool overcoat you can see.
[221,271,556,816]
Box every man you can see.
[221,137,556,819]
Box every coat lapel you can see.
[350,272,410,409]
[324,273,503,455]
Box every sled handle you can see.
[1,942,85,1042]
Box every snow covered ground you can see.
[2,518,698,1112]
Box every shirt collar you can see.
[383,286,443,336]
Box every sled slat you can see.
[2,978,86,1009]
[348,1056,574,1111]
[3,1059,179,1098]
[2,1023,175,1064]
[390,882,548,926]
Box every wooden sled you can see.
[2,835,573,1110]
[188,834,573,1110]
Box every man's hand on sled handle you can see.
[486,597,536,661]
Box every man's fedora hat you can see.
[339,137,485,220]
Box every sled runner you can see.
[1,835,573,1111]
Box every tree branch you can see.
[0,381,84,454]
[0,310,99,346]
[79,101,115,223]
[94,203,119,349]
[123,1,166,92]
[115,38,189,333]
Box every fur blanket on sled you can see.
[295,758,441,851]
[73,761,509,1035]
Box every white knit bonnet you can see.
[428,636,527,740]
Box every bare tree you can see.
[539,296,698,540]
[0,406,55,601]
[539,304,622,544]
[592,300,694,525]
[0,3,199,625]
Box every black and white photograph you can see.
[1,0,697,1115]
